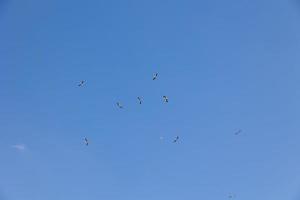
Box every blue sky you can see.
[1,0,300,199]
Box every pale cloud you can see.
[11,144,26,151]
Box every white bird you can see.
[152,73,158,80]
[163,96,169,103]
[116,102,123,109]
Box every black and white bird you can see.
[163,96,169,103]
[152,73,158,80]
[78,80,85,87]
[84,137,89,146]
[173,136,179,143]
[116,102,123,109]
[137,97,142,104]
[234,129,242,135]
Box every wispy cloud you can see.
[11,144,26,151]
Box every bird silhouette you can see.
[84,137,89,146]
[78,80,85,87]
[173,136,179,143]
[137,97,142,104]
[234,129,242,135]
[116,102,123,109]
[163,96,169,103]
[152,73,158,80]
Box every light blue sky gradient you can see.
[1,0,300,199]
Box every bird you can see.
[234,129,242,135]
[173,136,179,143]
[78,80,85,87]
[84,137,89,146]
[116,102,123,109]
[152,73,158,80]
[163,95,169,103]
[137,97,142,104]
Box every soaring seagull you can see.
[78,80,85,87]
[137,97,142,104]
[152,73,158,80]
[163,96,169,103]
[116,102,123,109]
[173,136,179,143]
[84,137,89,146]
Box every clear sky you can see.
[1,0,300,199]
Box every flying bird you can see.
[234,129,242,135]
[116,102,123,109]
[152,73,158,80]
[137,97,142,104]
[84,137,89,146]
[173,136,179,143]
[78,80,85,87]
[163,96,169,103]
